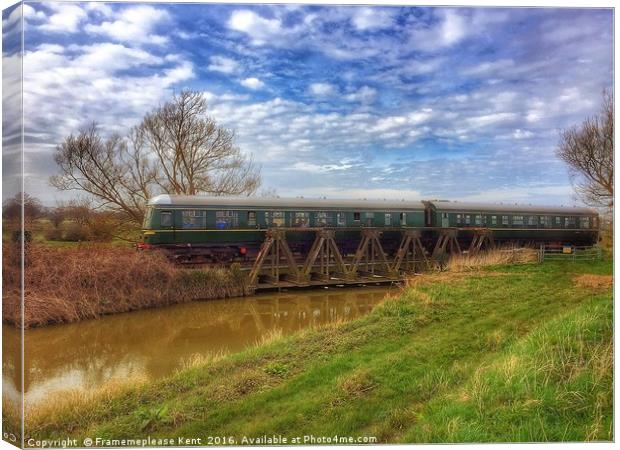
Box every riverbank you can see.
[2,244,251,328]
[19,257,612,443]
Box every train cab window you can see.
[160,211,173,227]
[465,215,471,226]
[337,212,346,226]
[400,212,407,225]
[491,216,497,226]
[364,212,374,227]
[502,215,509,226]
[247,211,256,227]
[293,212,309,227]
[215,210,238,229]
[385,213,392,226]
[513,215,524,226]
[579,217,590,229]
[354,212,361,222]
[182,210,207,229]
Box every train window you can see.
[274,211,285,227]
[474,215,481,226]
[337,212,346,226]
[465,215,471,225]
[579,217,590,229]
[293,212,309,227]
[593,216,598,228]
[215,210,238,229]
[354,212,361,222]
[364,212,374,226]
[315,212,331,227]
[527,216,536,226]
[385,213,392,226]
[247,211,256,227]
[502,215,509,225]
[555,216,561,226]
[513,215,524,226]
[456,214,463,225]
[400,212,407,225]
[160,211,172,227]
[565,217,576,228]
[491,216,497,225]
[182,210,207,229]
[540,216,549,227]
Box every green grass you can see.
[22,258,612,444]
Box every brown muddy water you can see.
[2,286,393,406]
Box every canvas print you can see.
[1,1,613,447]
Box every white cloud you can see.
[240,77,265,90]
[228,9,283,45]
[344,86,377,103]
[208,55,240,74]
[309,82,336,96]
[351,7,394,31]
[85,5,170,45]
[40,3,87,33]
[513,129,533,139]
[440,10,467,46]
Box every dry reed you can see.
[2,243,252,328]
[446,247,538,272]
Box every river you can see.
[2,286,393,406]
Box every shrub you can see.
[62,222,89,241]
[2,243,252,328]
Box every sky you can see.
[1,1,614,206]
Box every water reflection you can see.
[3,287,390,405]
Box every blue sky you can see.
[2,2,614,205]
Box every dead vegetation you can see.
[446,248,539,272]
[2,243,251,328]
[573,274,613,291]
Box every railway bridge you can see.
[247,226,494,290]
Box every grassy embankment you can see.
[2,243,251,328]
[20,254,612,443]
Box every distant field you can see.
[20,257,612,444]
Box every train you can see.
[139,194,599,263]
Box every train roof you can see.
[147,194,426,210]
[427,200,597,215]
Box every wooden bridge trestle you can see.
[349,229,394,277]
[391,229,430,273]
[432,229,461,260]
[468,229,495,255]
[248,227,477,289]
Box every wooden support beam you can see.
[300,229,349,281]
[349,229,395,277]
[392,229,430,273]
[468,229,495,255]
[432,229,461,261]
[248,228,300,286]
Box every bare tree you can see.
[2,192,44,224]
[51,90,261,224]
[556,91,613,209]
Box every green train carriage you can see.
[140,195,599,262]
[141,195,427,262]
[425,201,599,246]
